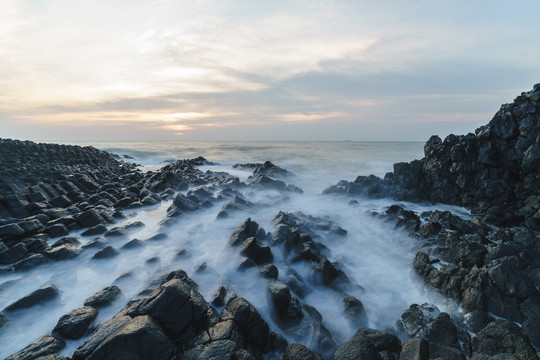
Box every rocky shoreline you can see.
[1,84,540,359]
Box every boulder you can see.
[267,281,303,325]
[229,218,259,246]
[84,285,122,308]
[53,306,98,339]
[92,246,118,259]
[4,284,59,312]
[240,237,273,264]
[333,335,383,360]
[400,338,429,360]
[284,343,322,360]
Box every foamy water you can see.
[0,141,467,358]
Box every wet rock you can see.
[81,224,107,236]
[212,285,227,307]
[240,237,273,264]
[284,343,322,360]
[427,312,460,349]
[353,328,401,354]
[221,297,270,351]
[400,338,429,360]
[229,218,260,246]
[147,232,167,241]
[84,285,122,308]
[128,276,207,340]
[45,223,70,237]
[401,303,441,338]
[53,306,98,339]
[522,318,540,350]
[45,244,81,260]
[121,238,144,249]
[73,314,131,359]
[260,264,279,279]
[76,209,105,228]
[5,335,65,360]
[104,226,128,237]
[0,243,28,264]
[12,253,47,270]
[343,296,368,329]
[91,245,118,259]
[81,237,108,250]
[471,319,536,359]
[5,284,59,312]
[333,335,383,360]
[183,339,237,359]
[268,281,303,326]
[77,315,174,360]
[0,222,26,240]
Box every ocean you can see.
[0,141,469,358]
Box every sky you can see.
[1,0,540,142]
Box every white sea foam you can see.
[0,141,465,358]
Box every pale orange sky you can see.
[1,0,540,141]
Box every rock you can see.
[284,343,322,360]
[401,303,441,337]
[172,193,199,211]
[53,306,98,339]
[260,264,279,279]
[128,276,207,340]
[76,209,105,228]
[77,315,174,360]
[183,339,237,360]
[333,335,383,360]
[81,224,107,236]
[400,338,429,360]
[471,319,536,359]
[221,297,270,351]
[12,253,47,270]
[240,237,273,264]
[427,312,459,349]
[72,314,131,359]
[121,238,144,249]
[352,328,401,354]
[0,223,26,240]
[104,226,128,237]
[45,244,81,260]
[45,223,69,237]
[0,243,28,264]
[147,233,167,241]
[92,246,118,259]
[343,296,368,329]
[4,284,59,312]
[52,236,81,247]
[212,285,227,307]
[84,285,122,308]
[267,281,303,325]
[229,218,260,246]
[5,335,65,360]
[522,318,540,350]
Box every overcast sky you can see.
[1,0,539,142]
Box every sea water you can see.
[0,141,467,358]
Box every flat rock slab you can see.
[4,284,59,312]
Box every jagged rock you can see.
[471,319,536,359]
[400,338,429,360]
[343,296,369,329]
[240,237,273,264]
[92,245,118,259]
[76,315,174,360]
[0,243,28,264]
[84,285,122,308]
[221,297,270,351]
[53,306,98,339]
[45,244,81,260]
[212,285,227,307]
[76,209,105,228]
[12,253,47,270]
[260,264,279,279]
[121,238,144,249]
[5,335,65,360]
[229,218,260,246]
[72,314,131,359]
[284,343,322,360]
[333,335,383,360]
[267,281,303,325]
[5,284,59,312]
[401,303,441,338]
[81,224,107,236]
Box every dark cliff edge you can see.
[324,83,540,229]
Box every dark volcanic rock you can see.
[322,84,540,229]
[84,285,122,308]
[92,245,118,259]
[76,315,174,360]
[229,218,260,246]
[284,343,322,360]
[5,284,59,311]
[53,306,98,339]
[267,281,304,326]
[5,335,65,360]
[240,237,273,264]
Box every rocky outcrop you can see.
[324,84,540,229]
